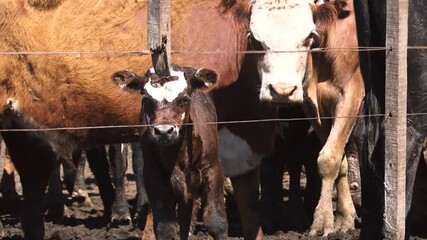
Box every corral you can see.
[0,0,426,239]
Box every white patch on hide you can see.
[6,97,19,111]
[250,0,314,102]
[144,69,187,103]
[155,124,179,136]
[218,127,263,177]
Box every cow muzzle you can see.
[151,124,180,145]
[261,82,303,104]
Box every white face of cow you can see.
[144,68,187,103]
[250,0,316,104]
[142,68,188,144]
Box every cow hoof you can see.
[132,210,149,228]
[308,210,334,237]
[334,214,355,233]
[1,189,19,201]
[309,225,334,237]
[46,203,65,221]
[71,189,94,208]
[111,214,132,226]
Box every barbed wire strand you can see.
[0,46,424,132]
[1,112,426,133]
[1,45,426,56]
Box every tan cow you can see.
[249,0,364,237]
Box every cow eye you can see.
[177,95,190,108]
[304,31,321,48]
[142,94,152,102]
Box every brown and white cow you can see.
[111,65,227,240]
[0,0,275,239]
[249,0,364,236]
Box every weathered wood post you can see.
[148,0,171,76]
[384,0,408,239]
[141,2,172,239]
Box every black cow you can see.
[112,65,228,240]
[353,0,427,238]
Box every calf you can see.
[111,65,227,240]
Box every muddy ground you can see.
[1,154,427,240]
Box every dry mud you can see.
[0,158,426,240]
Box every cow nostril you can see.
[154,127,161,135]
[269,83,298,97]
[289,85,297,96]
[167,127,174,134]
[153,125,175,136]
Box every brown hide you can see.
[27,0,62,10]
[0,0,251,149]
[303,1,363,236]
[306,0,364,132]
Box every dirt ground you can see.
[0,153,427,240]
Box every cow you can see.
[249,0,364,236]
[0,0,276,239]
[111,64,228,240]
[353,0,427,238]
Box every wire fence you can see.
[1,112,426,133]
[0,45,426,56]
[1,45,426,133]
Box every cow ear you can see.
[192,68,219,92]
[111,70,144,93]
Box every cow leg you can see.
[345,139,362,214]
[260,152,285,234]
[142,140,178,239]
[0,146,19,200]
[45,161,65,220]
[308,149,339,237]
[151,197,178,239]
[287,151,309,231]
[307,127,356,236]
[108,143,131,225]
[86,146,115,217]
[333,155,356,232]
[286,120,312,231]
[178,199,193,240]
[63,150,94,208]
[202,159,228,240]
[231,168,263,240]
[3,132,56,240]
[131,142,149,228]
[308,138,356,237]
[307,79,361,236]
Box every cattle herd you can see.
[0,0,425,240]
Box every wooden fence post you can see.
[384,0,408,239]
[148,0,171,76]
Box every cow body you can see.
[113,66,227,239]
[353,0,427,238]
[0,1,275,239]
[249,0,364,236]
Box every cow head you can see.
[111,64,219,145]
[249,0,348,104]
